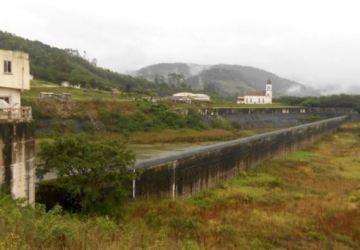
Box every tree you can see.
[37,135,135,214]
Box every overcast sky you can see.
[1,0,360,91]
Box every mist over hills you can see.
[317,84,360,95]
[136,63,319,97]
[4,30,355,98]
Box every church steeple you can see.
[265,79,272,103]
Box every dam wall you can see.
[0,122,35,203]
[199,107,356,128]
[133,116,347,198]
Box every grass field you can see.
[24,80,293,109]
[1,122,359,249]
[23,80,133,101]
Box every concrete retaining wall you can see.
[0,122,35,204]
[200,107,355,129]
[133,116,347,198]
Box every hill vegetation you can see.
[136,63,318,98]
[23,81,249,142]
[277,95,360,112]
[0,31,190,96]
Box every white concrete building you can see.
[0,50,32,107]
[61,81,70,87]
[172,92,211,103]
[192,93,211,101]
[237,80,272,104]
[0,50,35,204]
[61,81,81,89]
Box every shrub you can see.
[211,117,233,129]
[169,217,200,239]
[36,134,135,214]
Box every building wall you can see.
[265,83,272,101]
[0,122,35,204]
[133,116,347,198]
[0,50,31,106]
[0,88,21,107]
[243,95,271,104]
[238,82,272,104]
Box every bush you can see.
[0,194,122,249]
[169,217,200,239]
[98,102,205,133]
[211,117,234,129]
[37,134,135,214]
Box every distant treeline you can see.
[0,31,191,95]
[277,95,360,112]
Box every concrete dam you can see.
[199,107,356,128]
[133,115,348,198]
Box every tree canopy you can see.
[276,94,360,112]
[37,135,135,214]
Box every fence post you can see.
[172,161,177,199]
[132,169,136,199]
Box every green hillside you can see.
[0,31,190,96]
[136,63,319,97]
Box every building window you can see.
[4,61,12,74]
[0,97,10,104]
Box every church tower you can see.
[265,79,272,103]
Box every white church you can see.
[237,79,272,104]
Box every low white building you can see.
[192,93,211,101]
[61,81,81,89]
[0,50,32,107]
[237,80,273,104]
[172,92,210,103]
[61,81,70,87]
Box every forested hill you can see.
[0,31,178,94]
[137,63,319,97]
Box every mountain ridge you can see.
[136,63,318,97]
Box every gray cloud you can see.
[1,0,360,93]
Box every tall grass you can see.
[0,196,122,250]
